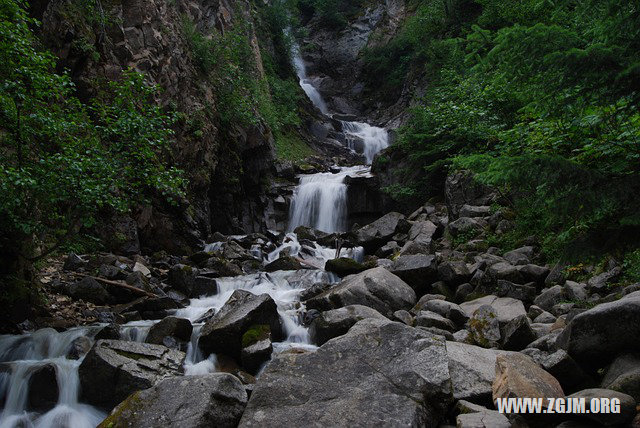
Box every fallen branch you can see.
[73,272,158,298]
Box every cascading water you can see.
[342,121,389,165]
[292,43,329,115]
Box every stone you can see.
[587,267,621,291]
[306,267,416,318]
[468,305,501,348]
[239,319,454,427]
[264,255,304,272]
[79,340,185,409]
[241,333,272,375]
[325,257,369,276]
[556,291,640,370]
[448,217,482,239]
[99,374,247,428]
[146,316,193,345]
[459,205,491,218]
[416,310,456,332]
[454,283,474,302]
[460,295,527,327]
[533,311,556,323]
[63,252,87,271]
[393,309,413,325]
[422,299,469,329]
[438,261,471,286]
[28,364,58,411]
[67,336,92,360]
[567,389,636,426]
[404,220,439,252]
[376,241,399,258]
[563,281,588,301]
[501,315,536,351]
[95,323,121,340]
[533,285,566,311]
[503,246,534,266]
[492,353,564,411]
[66,277,111,305]
[484,262,523,284]
[522,349,593,393]
[445,172,494,218]
[199,290,283,361]
[388,254,438,292]
[601,353,640,402]
[132,261,151,278]
[355,212,405,252]
[309,305,387,346]
[456,410,510,428]
[518,264,550,285]
[446,341,516,403]
[495,280,536,304]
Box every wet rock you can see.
[199,290,283,361]
[324,257,369,276]
[241,326,273,374]
[446,341,516,403]
[99,374,247,428]
[67,336,92,360]
[355,212,405,252]
[239,319,453,427]
[501,315,536,351]
[388,254,438,292]
[468,305,501,348]
[28,364,58,411]
[534,285,566,311]
[556,291,640,370]
[309,305,386,346]
[460,295,527,327]
[298,282,331,302]
[306,267,416,317]
[601,353,640,402]
[567,388,636,426]
[265,256,304,272]
[79,339,185,409]
[66,277,111,305]
[95,323,121,340]
[145,316,193,345]
[492,353,564,411]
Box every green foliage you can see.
[622,249,640,284]
[0,0,185,276]
[274,131,314,161]
[298,0,365,29]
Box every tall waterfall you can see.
[292,43,329,115]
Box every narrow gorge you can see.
[1,0,640,427]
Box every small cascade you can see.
[341,121,389,165]
[292,43,329,114]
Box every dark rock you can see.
[501,314,536,351]
[415,310,456,331]
[495,280,536,303]
[95,323,121,340]
[388,254,437,292]
[63,253,87,271]
[534,285,566,312]
[79,340,185,409]
[241,326,273,374]
[518,264,550,285]
[239,319,454,427]
[484,262,523,284]
[355,212,405,252]
[601,353,640,402]
[100,374,247,428]
[404,220,438,253]
[324,257,369,276]
[567,388,636,426]
[459,205,491,218]
[264,256,304,272]
[564,280,588,301]
[67,277,111,305]
[67,336,92,360]
[376,241,399,258]
[445,172,494,219]
[146,316,193,345]
[28,364,58,411]
[421,299,469,329]
[298,282,331,302]
[454,283,474,302]
[556,291,640,370]
[437,261,471,286]
[309,305,386,346]
[503,246,534,265]
[448,217,482,239]
[587,267,621,291]
[522,349,593,393]
[306,267,416,318]
[199,290,282,361]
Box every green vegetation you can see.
[367,0,640,261]
[0,0,185,280]
[274,131,315,161]
[298,0,366,29]
[242,324,271,348]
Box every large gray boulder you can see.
[402,220,438,253]
[446,341,517,403]
[388,254,437,292]
[460,295,526,326]
[534,285,566,311]
[306,267,416,317]
[79,340,185,409]
[355,212,405,252]
[198,290,283,361]
[239,319,453,427]
[556,291,640,369]
[309,305,386,346]
[99,374,247,428]
[601,353,640,402]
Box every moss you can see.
[242,324,271,348]
[275,132,315,161]
[325,257,369,276]
[98,390,143,428]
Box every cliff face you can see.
[32,0,277,253]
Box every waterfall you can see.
[342,121,389,165]
[291,42,329,115]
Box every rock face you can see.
[556,291,640,369]
[99,374,247,428]
[239,319,453,427]
[309,305,386,346]
[492,353,564,410]
[79,340,185,409]
[198,290,283,360]
[306,267,416,317]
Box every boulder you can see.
[556,291,640,370]
[501,315,536,351]
[422,300,469,329]
[456,409,510,428]
[492,353,564,411]
[355,212,405,252]
[95,323,121,340]
[404,220,438,253]
[437,261,471,286]
[99,374,247,428]
[325,257,369,276]
[241,326,273,374]
[534,285,566,311]
[468,305,501,348]
[446,341,516,403]
[265,256,304,272]
[518,264,550,285]
[63,253,87,271]
[567,388,636,426]
[601,353,640,402]
[415,310,456,332]
[28,364,58,411]
[79,340,185,409]
[306,267,416,318]
[66,277,111,305]
[145,316,193,345]
[522,349,593,393]
[484,262,523,284]
[459,205,491,218]
[503,247,534,266]
[563,281,588,301]
[445,172,494,219]
[460,295,526,327]
[388,254,437,292]
[239,319,453,427]
[198,290,283,361]
[448,217,482,239]
[309,305,386,346]
[587,267,621,291]
[67,336,92,360]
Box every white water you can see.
[342,121,389,165]
[292,43,329,114]
[0,328,106,428]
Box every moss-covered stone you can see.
[241,324,271,348]
[324,257,370,277]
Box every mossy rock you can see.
[325,257,370,277]
[242,324,271,348]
